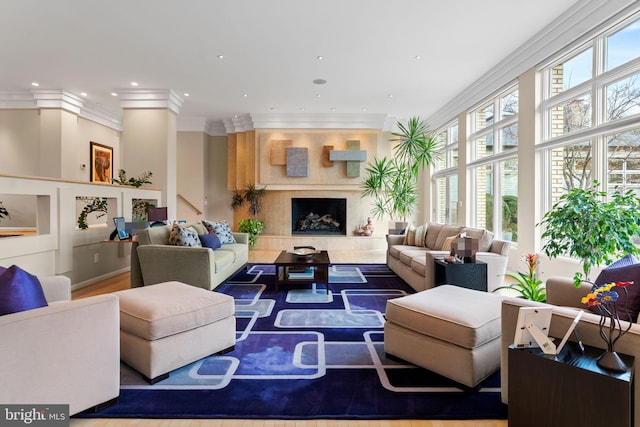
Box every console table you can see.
[434,259,487,291]
[508,343,634,427]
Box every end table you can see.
[434,259,487,291]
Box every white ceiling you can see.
[0,0,581,129]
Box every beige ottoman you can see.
[384,284,505,388]
[115,281,236,383]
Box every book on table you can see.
[287,267,315,279]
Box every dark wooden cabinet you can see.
[434,259,487,291]
[508,343,634,427]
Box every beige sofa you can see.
[387,222,511,292]
[130,222,249,290]
[0,276,120,415]
[501,277,640,427]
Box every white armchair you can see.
[0,276,120,415]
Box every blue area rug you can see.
[79,264,507,420]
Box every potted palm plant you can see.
[231,184,267,247]
[361,117,440,224]
[538,181,640,287]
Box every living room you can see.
[2,1,640,426]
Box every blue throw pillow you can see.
[0,265,48,316]
[199,232,222,250]
[606,254,637,269]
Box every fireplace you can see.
[291,198,347,235]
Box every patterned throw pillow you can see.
[202,220,236,244]
[168,223,202,247]
[441,235,458,251]
[415,224,427,247]
[403,225,416,246]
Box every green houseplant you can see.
[77,197,108,229]
[112,169,153,188]
[361,117,440,221]
[231,184,267,247]
[494,253,546,301]
[0,202,9,222]
[538,181,640,287]
[238,218,265,247]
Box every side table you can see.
[434,259,487,291]
[508,343,634,427]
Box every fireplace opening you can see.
[291,198,347,235]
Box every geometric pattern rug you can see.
[76,264,507,420]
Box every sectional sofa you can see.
[386,222,511,292]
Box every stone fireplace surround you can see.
[252,190,386,251]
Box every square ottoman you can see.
[384,284,506,388]
[115,281,236,383]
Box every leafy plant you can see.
[0,201,9,222]
[238,218,265,247]
[132,199,153,222]
[361,116,440,221]
[231,184,267,217]
[494,253,546,302]
[538,181,640,287]
[112,169,153,188]
[77,197,108,229]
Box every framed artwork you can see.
[90,141,113,183]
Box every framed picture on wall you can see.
[90,141,113,183]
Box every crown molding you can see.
[248,113,392,130]
[426,0,638,129]
[223,114,254,133]
[0,90,122,131]
[118,89,183,114]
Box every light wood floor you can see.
[70,249,507,427]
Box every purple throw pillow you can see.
[0,265,48,316]
[592,262,640,322]
[199,232,222,250]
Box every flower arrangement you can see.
[494,253,546,302]
[581,280,634,371]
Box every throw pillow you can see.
[0,265,48,316]
[607,254,637,269]
[434,225,463,251]
[403,225,416,246]
[168,223,202,247]
[592,262,640,322]
[415,224,427,247]
[461,227,493,252]
[199,232,222,250]
[441,235,458,252]
[425,223,444,249]
[203,220,236,244]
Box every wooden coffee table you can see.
[274,250,331,294]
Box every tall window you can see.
[540,13,640,205]
[433,121,459,224]
[468,86,519,241]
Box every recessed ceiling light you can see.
[81,92,88,97]
[131,81,138,87]
[300,108,305,112]
[362,107,368,112]
[31,82,39,87]
[414,55,422,60]
[184,93,190,97]
[312,79,327,85]
[331,107,336,111]
[234,114,238,118]
[243,93,248,97]
[316,55,324,60]
[388,94,394,98]
[217,55,224,59]
[111,92,118,97]
[316,94,321,98]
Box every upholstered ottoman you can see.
[115,281,235,383]
[384,284,506,388]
